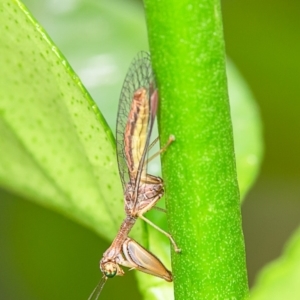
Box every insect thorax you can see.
[124,175,164,216]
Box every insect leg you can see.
[147,136,159,152]
[152,206,167,213]
[121,238,173,282]
[138,214,181,253]
[145,135,175,165]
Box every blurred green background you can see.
[1,0,300,299]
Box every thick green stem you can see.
[144,0,249,299]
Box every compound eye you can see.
[103,262,117,278]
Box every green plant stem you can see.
[144,0,249,299]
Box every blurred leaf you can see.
[250,227,300,300]
[22,0,149,133]
[227,59,263,199]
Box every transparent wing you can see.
[116,51,157,191]
[87,276,107,300]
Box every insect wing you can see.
[116,51,156,191]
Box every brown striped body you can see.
[124,87,149,180]
[123,87,164,216]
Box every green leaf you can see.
[0,0,124,240]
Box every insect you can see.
[88,52,180,299]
